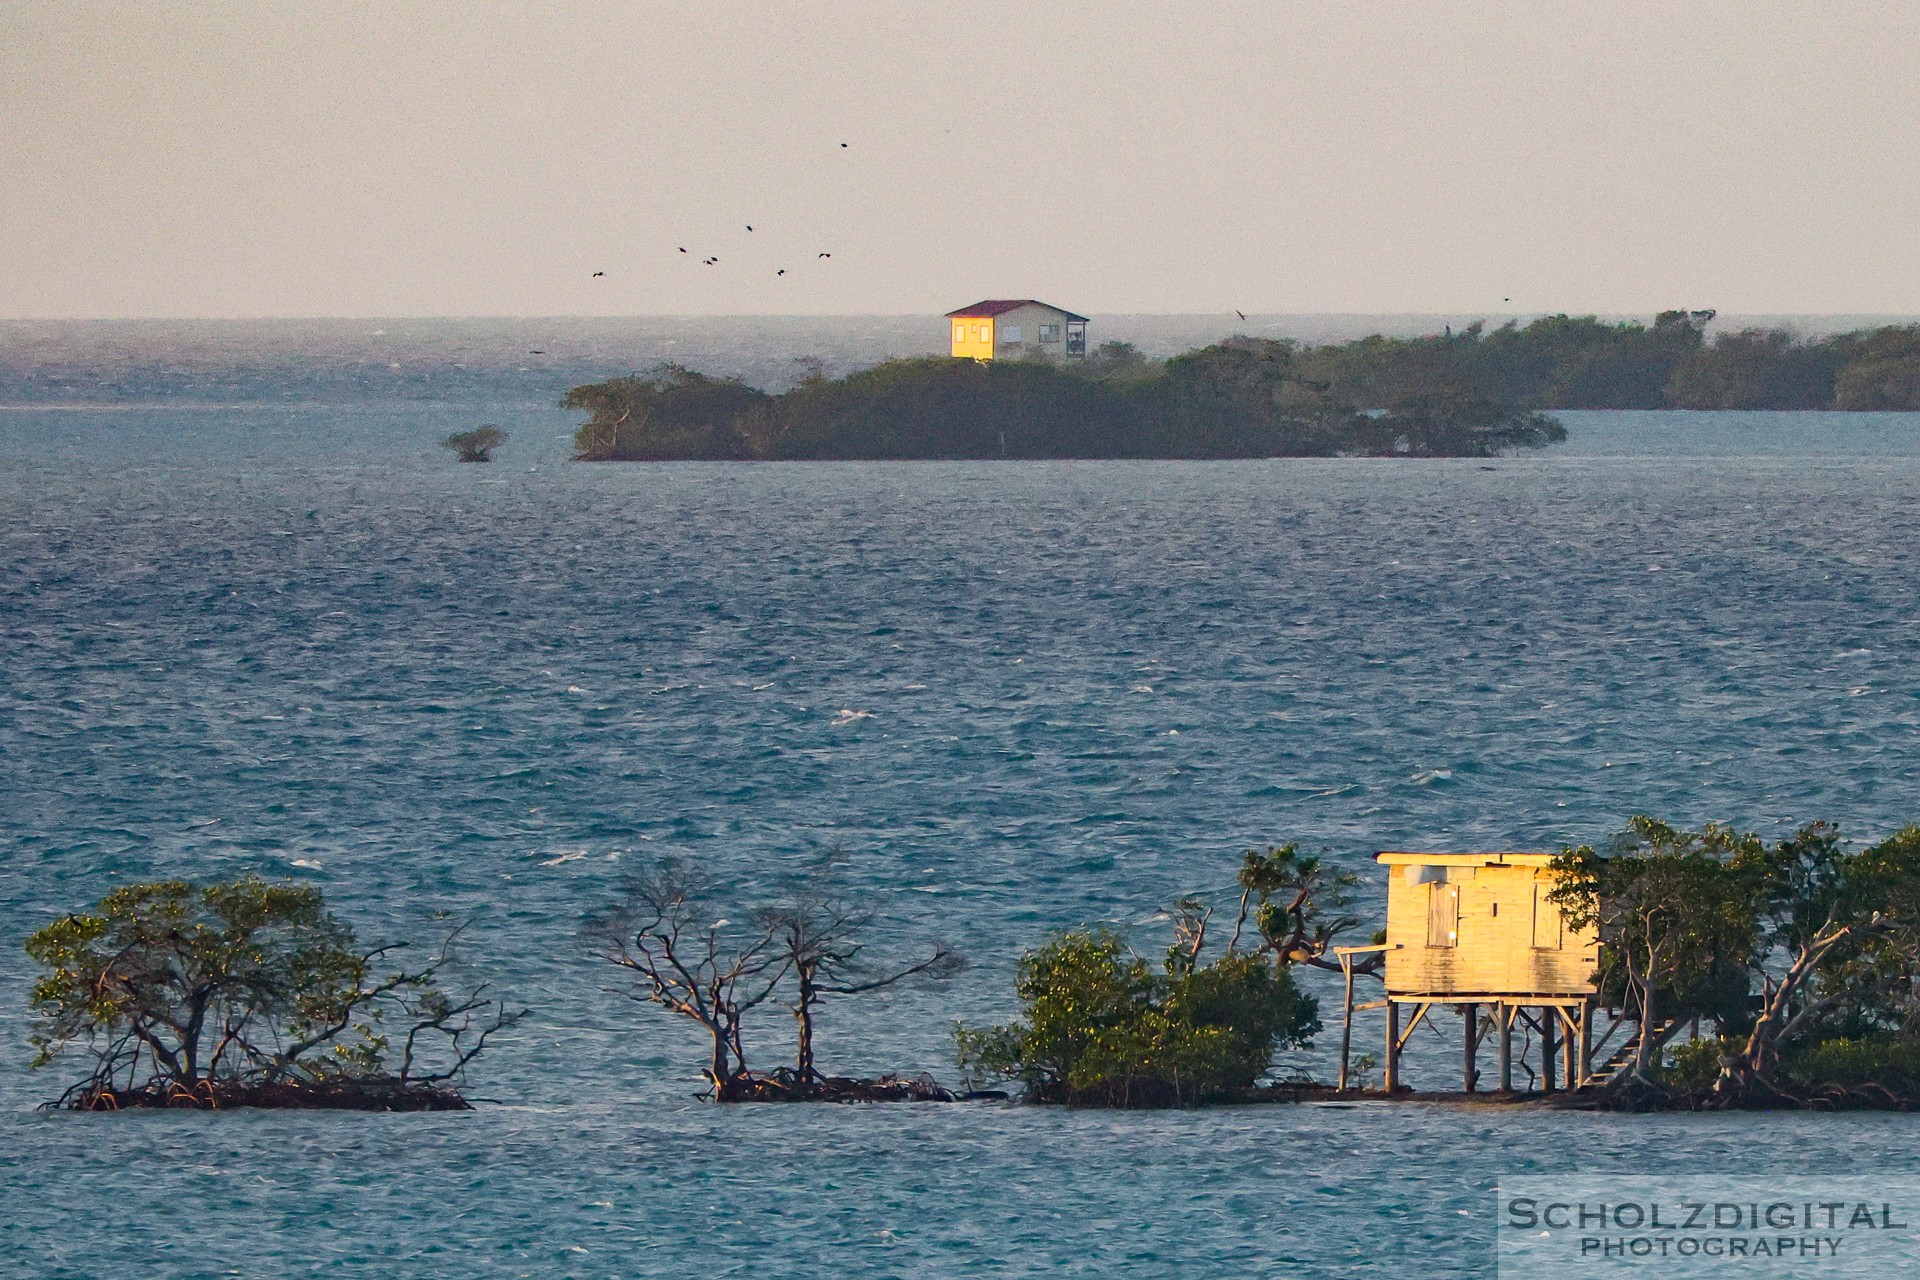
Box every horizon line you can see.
[8,310,1920,324]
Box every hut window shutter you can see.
[1532,883,1563,950]
[1426,882,1458,949]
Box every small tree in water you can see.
[758,884,964,1087]
[441,424,508,462]
[588,858,968,1101]
[25,877,522,1110]
[956,926,1319,1107]
[955,845,1352,1107]
[584,860,787,1100]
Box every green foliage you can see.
[1814,826,1920,1036]
[1832,326,1920,409]
[564,364,765,460]
[1550,818,1763,1033]
[1658,1035,1737,1092]
[564,343,1567,462]
[27,878,371,1079]
[1556,818,1920,1095]
[1075,340,1153,380]
[744,357,1124,459]
[956,926,1319,1107]
[1350,393,1566,457]
[24,877,515,1105]
[1781,1036,1920,1091]
[958,841,1369,1106]
[1664,329,1844,410]
[1274,312,1706,410]
[440,424,508,462]
[1230,842,1360,964]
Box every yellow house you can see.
[947,300,1089,361]
[1339,851,1602,1095]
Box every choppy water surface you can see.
[3,362,1920,1276]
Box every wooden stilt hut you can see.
[1341,852,1602,1094]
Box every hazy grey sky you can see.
[4,1,1917,317]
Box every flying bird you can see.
[818,252,831,258]
[528,349,545,354]
[1235,310,1246,321]
[777,269,786,276]
[591,271,604,277]
[745,225,753,232]
[840,142,848,148]
[679,247,688,254]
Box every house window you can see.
[1532,883,1563,949]
[954,324,967,344]
[978,325,991,342]
[1000,325,1022,343]
[1039,324,1060,343]
[1065,321,1087,357]
[1426,882,1459,948]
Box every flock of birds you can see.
[572,138,1523,322]
[586,142,851,283]
[669,238,835,273]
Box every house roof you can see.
[1375,851,1560,866]
[945,299,1090,322]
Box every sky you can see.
[3,1,1918,318]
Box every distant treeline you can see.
[1288,312,1920,411]
[564,342,1565,461]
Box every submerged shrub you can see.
[441,424,508,462]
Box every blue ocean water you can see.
[4,335,1920,1276]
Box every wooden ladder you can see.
[1580,1017,1682,1089]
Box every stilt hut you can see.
[1341,852,1602,1094]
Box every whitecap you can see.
[830,709,872,727]
[290,858,322,870]
[1837,648,1872,658]
[540,851,587,866]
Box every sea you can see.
[3,317,1919,1278]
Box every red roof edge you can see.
[945,299,1089,321]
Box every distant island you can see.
[563,342,1567,461]
[562,314,1920,462]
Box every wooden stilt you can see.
[1337,954,1356,1091]
[1462,1002,1478,1093]
[1497,1002,1513,1092]
[1384,999,1400,1093]
[1577,999,1592,1087]
[1540,1006,1557,1093]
